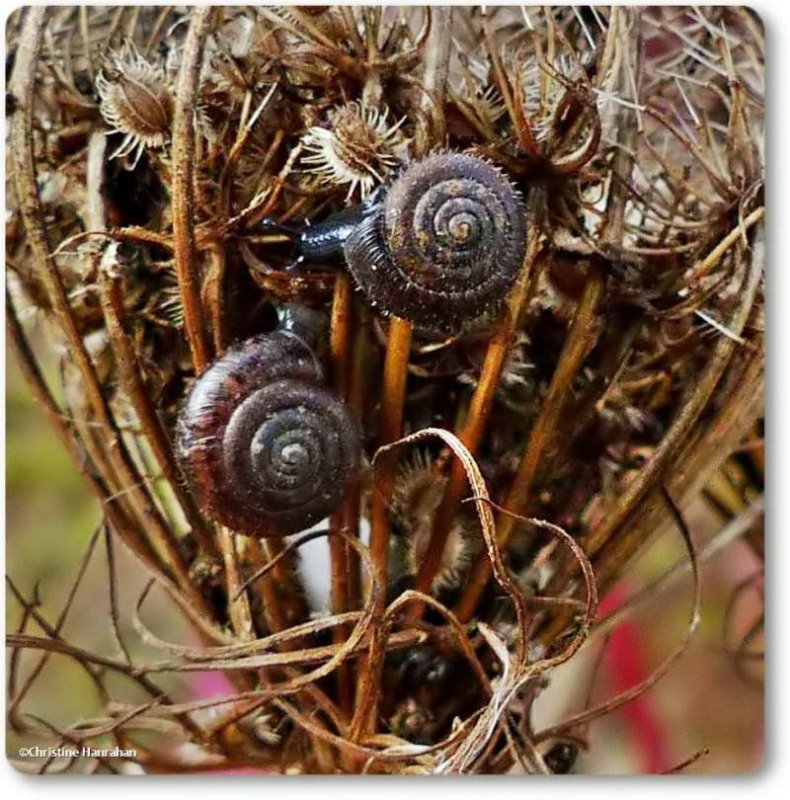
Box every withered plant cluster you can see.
[6,5,764,775]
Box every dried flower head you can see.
[391,451,480,591]
[515,53,585,139]
[301,102,408,199]
[505,47,606,174]
[459,333,536,413]
[5,4,764,777]
[453,48,508,133]
[96,43,173,165]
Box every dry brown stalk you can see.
[328,272,356,714]
[10,14,205,609]
[414,197,544,599]
[352,315,413,739]
[171,6,213,371]
[97,252,218,558]
[457,272,605,621]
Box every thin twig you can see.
[351,316,412,740]
[414,196,544,600]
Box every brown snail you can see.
[176,307,361,538]
[265,152,527,336]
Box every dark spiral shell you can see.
[176,329,361,538]
[343,152,527,336]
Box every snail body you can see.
[176,308,361,538]
[296,199,380,264]
[277,153,527,336]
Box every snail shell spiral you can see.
[176,327,361,538]
[343,152,527,336]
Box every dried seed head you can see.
[97,43,173,165]
[454,49,507,130]
[474,84,508,126]
[301,102,408,199]
[391,451,479,591]
[514,52,591,143]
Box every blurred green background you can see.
[5,342,200,764]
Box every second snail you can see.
[177,306,361,538]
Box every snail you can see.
[265,152,527,336]
[543,741,579,774]
[176,306,361,538]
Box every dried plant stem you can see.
[171,6,213,371]
[42,228,171,260]
[205,243,231,355]
[103,526,134,667]
[238,142,303,229]
[215,527,255,642]
[597,259,759,566]
[457,272,604,622]
[591,339,764,594]
[7,595,39,730]
[419,5,451,146]
[7,291,123,539]
[232,537,341,768]
[368,317,414,586]
[414,207,543,599]
[203,244,266,639]
[85,131,108,229]
[351,316,413,741]
[7,528,102,727]
[254,538,295,635]
[9,7,199,603]
[328,273,355,715]
[540,244,763,644]
[142,5,173,55]
[170,7,264,643]
[337,310,371,615]
[97,255,218,559]
[5,583,205,741]
[687,206,764,285]
[205,88,283,352]
[9,305,223,640]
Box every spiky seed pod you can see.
[473,84,508,127]
[343,152,528,336]
[514,53,586,141]
[301,102,408,199]
[506,48,602,169]
[96,43,173,165]
[453,49,508,132]
[391,451,480,590]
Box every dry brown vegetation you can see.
[6,5,764,774]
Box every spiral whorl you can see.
[176,328,361,538]
[343,152,527,336]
